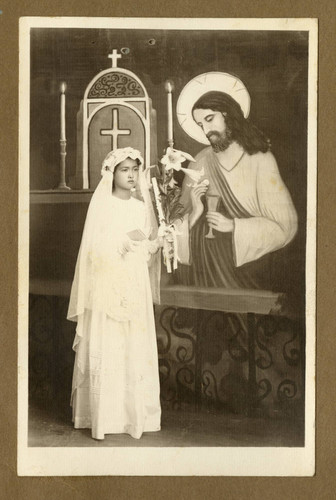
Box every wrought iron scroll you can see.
[29,296,304,418]
[257,378,272,402]
[157,308,251,411]
[176,366,195,409]
[202,369,221,407]
[226,313,249,363]
[281,318,300,367]
[157,307,304,416]
[253,314,303,407]
[157,307,196,409]
[277,379,297,401]
[255,315,277,370]
[158,307,195,363]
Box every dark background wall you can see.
[30,28,308,306]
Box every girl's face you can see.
[113,158,140,192]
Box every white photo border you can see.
[18,16,317,476]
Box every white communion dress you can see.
[68,190,161,440]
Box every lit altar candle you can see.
[165,80,174,147]
[60,82,66,141]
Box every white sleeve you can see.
[138,203,158,261]
[233,153,298,267]
[175,216,191,265]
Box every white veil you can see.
[67,147,161,323]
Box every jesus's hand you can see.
[189,183,208,228]
[206,212,234,233]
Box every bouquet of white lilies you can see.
[146,147,203,272]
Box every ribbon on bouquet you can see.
[158,222,179,273]
[152,177,180,273]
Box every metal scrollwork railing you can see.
[176,366,195,409]
[277,379,298,401]
[255,315,277,370]
[202,369,220,404]
[257,378,272,402]
[226,313,249,363]
[29,289,304,419]
[158,307,196,363]
[281,318,301,367]
[252,315,303,409]
[156,306,304,416]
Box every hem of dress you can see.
[73,417,161,440]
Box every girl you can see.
[67,147,162,440]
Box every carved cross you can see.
[100,108,131,150]
[108,49,122,68]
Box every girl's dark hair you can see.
[192,91,270,154]
[115,157,142,169]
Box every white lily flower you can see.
[160,147,204,184]
[160,147,195,172]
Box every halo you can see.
[176,72,250,145]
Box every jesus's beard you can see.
[207,131,233,153]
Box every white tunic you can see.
[178,142,298,268]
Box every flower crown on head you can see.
[101,147,144,175]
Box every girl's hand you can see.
[128,240,141,252]
[118,236,141,255]
[206,212,234,233]
[157,226,174,247]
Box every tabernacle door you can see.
[75,52,157,189]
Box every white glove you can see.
[146,238,161,254]
[117,236,141,256]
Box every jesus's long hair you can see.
[192,91,270,154]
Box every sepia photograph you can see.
[18,17,317,476]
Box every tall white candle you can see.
[60,82,66,141]
[165,80,174,146]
